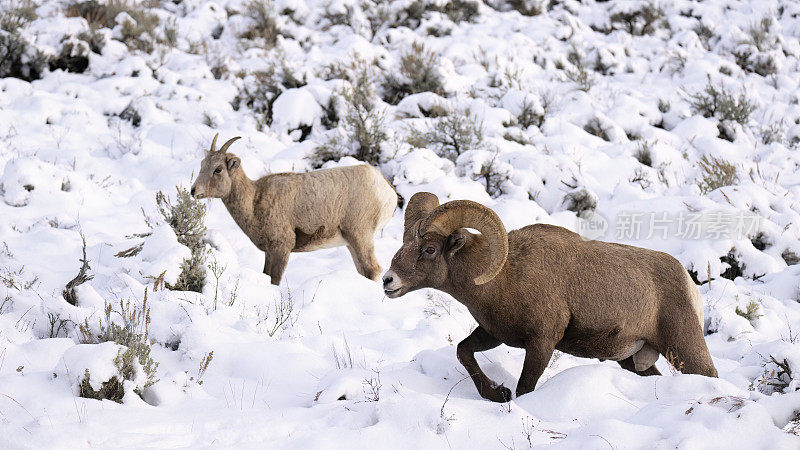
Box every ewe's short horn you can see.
[219,136,242,153]
[208,133,219,153]
[421,200,508,285]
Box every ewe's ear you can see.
[445,232,466,258]
[226,155,240,171]
[404,192,439,230]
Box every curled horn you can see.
[219,136,242,153]
[207,133,219,154]
[420,200,508,285]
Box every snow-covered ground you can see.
[2,0,800,448]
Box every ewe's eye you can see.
[214,167,222,174]
[425,246,436,254]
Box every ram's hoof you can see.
[482,383,512,403]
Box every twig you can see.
[63,232,93,305]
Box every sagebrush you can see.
[157,187,208,292]
[78,292,159,401]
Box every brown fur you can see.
[191,138,396,285]
[383,193,718,402]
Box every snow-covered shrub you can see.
[757,354,798,394]
[456,150,512,198]
[583,116,613,141]
[0,0,37,31]
[759,120,786,146]
[116,8,162,53]
[406,108,484,162]
[382,42,445,105]
[735,299,763,323]
[439,0,481,24]
[156,187,207,293]
[77,295,159,401]
[562,186,598,216]
[393,0,480,32]
[697,155,738,195]
[608,1,665,36]
[501,90,549,130]
[0,0,46,80]
[0,31,43,80]
[310,81,388,168]
[633,141,653,166]
[782,249,800,266]
[65,0,125,27]
[565,64,593,92]
[49,34,91,73]
[118,99,142,127]
[317,0,392,39]
[489,0,546,16]
[720,248,744,281]
[688,78,755,129]
[233,58,306,129]
[240,0,281,46]
[66,0,165,53]
[734,16,782,76]
[56,342,125,402]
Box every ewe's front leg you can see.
[516,340,556,398]
[263,251,271,277]
[456,326,509,402]
[266,241,293,286]
[343,231,382,281]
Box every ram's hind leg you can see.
[617,356,661,376]
[457,326,509,402]
[516,340,556,398]
[659,320,718,377]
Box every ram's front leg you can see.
[456,326,509,402]
[516,340,556,398]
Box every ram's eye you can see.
[425,246,436,254]
[214,167,222,174]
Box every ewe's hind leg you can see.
[343,232,382,281]
[456,326,509,402]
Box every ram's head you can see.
[382,192,508,298]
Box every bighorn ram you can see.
[191,134,397,285]
[383,192,717,402]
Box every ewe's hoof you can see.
[482,384,512,403]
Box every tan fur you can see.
[191,137,396,285]
[383,193,718,402]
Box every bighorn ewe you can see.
[383,192,717,402]
[191,134,397,285]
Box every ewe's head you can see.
[191,134,242,199]
[382,192,509,298]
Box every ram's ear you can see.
[404,192,439,230]
[226,154,240,171]
[445,231,466,258]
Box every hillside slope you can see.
[1,0,799,448]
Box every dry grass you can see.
[697,155,738,194]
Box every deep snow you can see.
[1,0,800,448]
